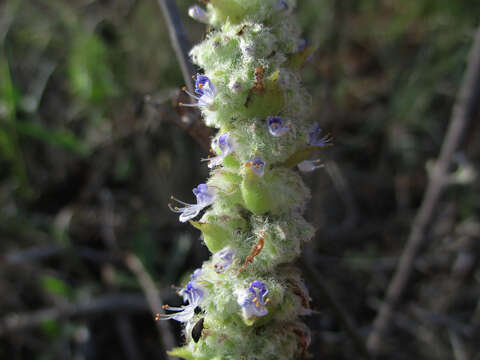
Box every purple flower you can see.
[157,281,204,323]
[229,80,242,93]
[188,5,209,23]
[308,122,333,147]
[169,184,216,222]
[246,157,265,177]
[206,132,234,168]
[213,247,236,273]
[276,0,289,11]
[191,268,202,281]
[180,74,216,109]
[297,38,307,52]
[267,116,294,137]
[297,159,324,172]
[236,281,270,318]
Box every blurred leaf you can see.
[41,275,72,299]
[133,214,158,276]
[40,319,61,338]
[68,33,118,104]
[14,120,88,156]
[0,46,31,195]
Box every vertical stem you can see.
[156,0,196,93]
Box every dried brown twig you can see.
[0,294,148,337]
[125,253,176,352]
[367,28,480,355]
[156,0,196,94]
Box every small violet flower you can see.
[206,132,234,168]
[309,122,333,147]
[169,184,216,222]
[267,116,294,137]
[236,281,270,318]
[246,157,265,177]
[276,0,289,11]
[180,74,217,109]
[297,159,324,172]
[188,5,210,24]
[190,268,202,281]
[297,38,307,52]
[213,246,236,273]
[158,281,204,323]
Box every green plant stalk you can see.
[161,1,330,359]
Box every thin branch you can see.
[3,245,119,265]
[302,259,372,360]
[125,253,176,352]
[0,294,148,337]
[144,94,212,151]
[99,190,144,360]
[367,27,480,354]
[153,0,213,149]
[156,0,196,93]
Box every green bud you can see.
[240,164,273,214]
[190,221,232,252]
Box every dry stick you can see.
[303,260,372,360]
[99,190,143,360]
[367,27,480,355]
[144,95,212,151]
[125,253,176,351]
[154,0,214,149]
[0,294,148,337]
[156,0,196,94]
[3,245,119,265]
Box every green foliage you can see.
[68,33,118,104]
[41,275,72,299]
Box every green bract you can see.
[163,1,329,358]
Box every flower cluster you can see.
[162,1,332,359]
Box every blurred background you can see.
[0,0,479,359]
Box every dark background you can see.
[0,0,479,359]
